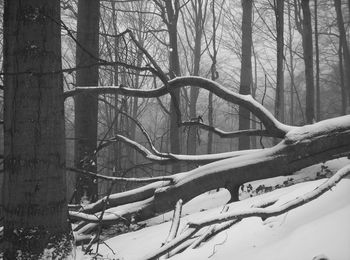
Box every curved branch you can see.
[64,76,294,138]
[98,134,263,165]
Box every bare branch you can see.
[66,167,174,184]
[181,121,272,138]
[64,76,294,138]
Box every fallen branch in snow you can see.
[160,199,183,259]
[70,115,350,226]
[163,199,183,245]
[139,164,350,260]
[67,115,350,238]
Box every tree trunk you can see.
[239,0,253,150]
[207,0,218,154]
[334,0,350,105]
[314,0,321,121]
[74,0,100,203]
[166,1,182,173]
[338,41,348,115]
[188,0,204,156]
[287,1,295,124]
[301,0,315,123]
[274,0,285,123]
[2,0,72,257]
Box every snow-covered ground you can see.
[76,158,350,260]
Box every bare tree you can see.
[274,0,285,123]
[334,0,350,106]
[301,0,315,123]
[239,0,253,149]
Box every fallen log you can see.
[70,115,350,229]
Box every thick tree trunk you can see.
[239,0,253,150]
[2,0,72,257]
[301,0,315,123]
[74,0,100,203]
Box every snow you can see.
[285,115,350,143]
[76,158,350,260]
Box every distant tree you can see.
[154,0,182,173]
[2,0,72,257]
[274,0,285,123]
[301,0,315,123]
[334,0,350,105]
[238,0,253,149]
[180,0,208,156]
[74,0,100,203]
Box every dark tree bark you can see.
[314,0,321,120]
[339,41,348,114]
[207,0,219,154]
[275,0,285,123]
[239,0,253,150]
[334,0,350,104]
[165,0,182,173]
[74,0,100,203]
[2,0,72,257]
[187,0,205,156]
[301,0,315,123]
[287,1,296,124]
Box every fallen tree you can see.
[65,77,350,236]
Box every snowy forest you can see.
[0,0,350,259]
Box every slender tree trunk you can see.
[275,0,285,123]
[339,41,348,114]
[74,0,100,203]
[188,0,204,156]
[2,0,72,257]
[239,0,253,150]
[301,0,315,123]
[207,0,218,154]
[207,92,214,153]
[288,1,295,125]
[251,49,258,148]
[314,0,321,121]
[334,0,350,105]
[166,1,182,173]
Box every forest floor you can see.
[76,157,350,260]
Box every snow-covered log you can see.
[140,163,350,260]
[70,115,350,230]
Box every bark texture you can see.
[301,0,315,123]
[74,0,100,203]
[2,0,72,257]
[239,0,253,150]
